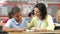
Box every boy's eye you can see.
[16,15,20,17]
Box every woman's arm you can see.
[27,18,35,29]
[46,15,55,30]
[31,15,55,31]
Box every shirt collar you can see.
[12,18,20,25]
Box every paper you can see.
[1,7,8,16]
[26,29,33,32]
[54,23,60,26]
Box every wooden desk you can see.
[8,30,60,34]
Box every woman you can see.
[55,10,60,23]
[53,10,60,23]
[28,3,55,31]
[54,10,60,30]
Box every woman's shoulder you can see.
[47,15,52,17]
[44,15,53,21]
[46,15,52,18]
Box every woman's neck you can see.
[36,16,41,20]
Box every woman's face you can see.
[34,7,41,17]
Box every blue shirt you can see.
[53,17,60,23]
[5,18,27,28]
[53,17,57,23]
[25,17,31,23]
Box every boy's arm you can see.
[2,26,26,32]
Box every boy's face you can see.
[15,12,22,21]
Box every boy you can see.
[3,7,27,32]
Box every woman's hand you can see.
[31,27,46,31]
[31,27,36,31]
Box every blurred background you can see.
[0,0,60,21]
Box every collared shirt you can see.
[28,15,55,30]
[36,19,42,28]
[5,18,27,28]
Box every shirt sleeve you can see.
[4,19,12,28]
[27,18,35,29]
[22,18,28,28]
[24,19,28,28]
[46,15,55,30]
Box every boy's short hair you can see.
[11,7,20,15]
[8,11,13,19]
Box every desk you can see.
[54,23,60,30]
[8,30,60,34]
